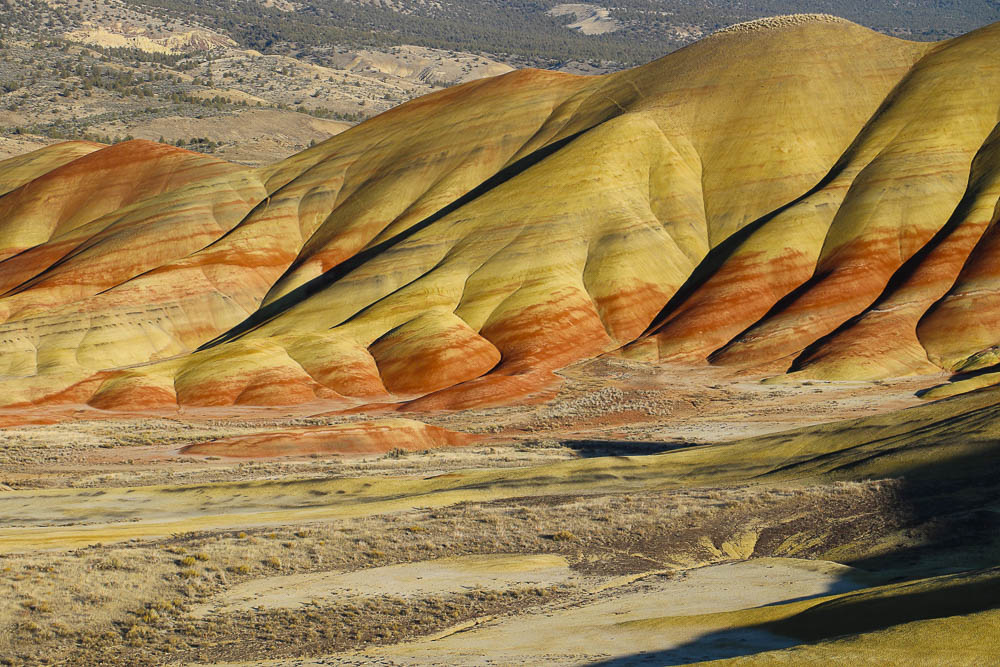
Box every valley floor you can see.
[2,359,998,665]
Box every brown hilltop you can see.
[0,16,997,412]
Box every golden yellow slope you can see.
[5,18,1000,409]
[77,17,929,410]
[646,21,1000,374]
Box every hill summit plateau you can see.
[0,14,998,413]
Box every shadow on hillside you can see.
[588,630,797,666]
[560,439,697,457]
[587,408,1000,664]
[914,362,1000,397]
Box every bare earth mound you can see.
[179,418,480,458]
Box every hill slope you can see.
[0,16,999,412]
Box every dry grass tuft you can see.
[550,530,578,542]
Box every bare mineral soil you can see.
[0,358,932,491]
[0,357,968,666]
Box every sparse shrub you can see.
[149,599,176,612]
[550,530,578,542]
[22,599,52,613]
[98,557,125,570]
[125,623,154,645]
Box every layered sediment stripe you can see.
[789,122,1000,380]
[0,18,997,409]
[708,26,1000,368]
[0,140,248,260]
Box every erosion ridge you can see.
[0,17,997,413]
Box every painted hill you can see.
[0,15,998,412]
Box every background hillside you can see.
[1,0,998,163]
[124,0,1000,63]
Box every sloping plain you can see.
[0,15,999,413]
[3,366,1000,663]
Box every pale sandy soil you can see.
[116,109,352,165]
[368,559,866,666]
[0,110,349,167]
[214,558,871,666]
[192,553,576,617]
[0,135,62,161]
[548,4,622,35]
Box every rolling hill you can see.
[0,15,997,415]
